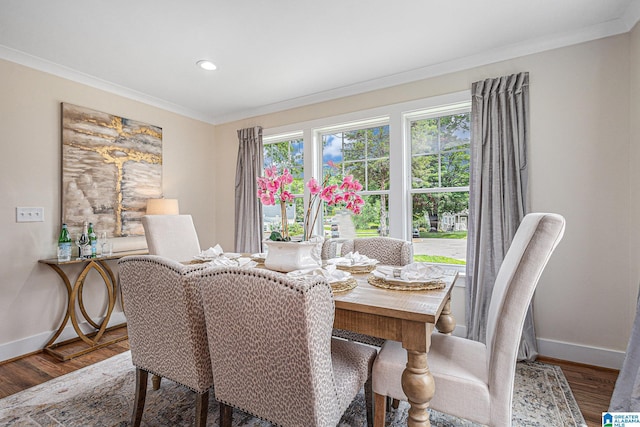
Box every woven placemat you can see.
[367,275,445,291]
[331,277,358,293]
[335,263,377,274]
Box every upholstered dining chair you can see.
[340,236,414,267]
[321,238,339,260]
[197,266,378,427]
[335,237,415,347]
[142,214,201,262]
[141,214,203,390]
[118,255,213,427]
[371,213,566,427]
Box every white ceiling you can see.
[1,0,639,124]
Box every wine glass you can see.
[76,233,89,260]
[98,231,108,257]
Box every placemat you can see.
[331,277,358,293]
[368,275,445,291]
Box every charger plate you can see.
[331,277,358,293]
[368,275,445,291]
[335,263,377,274]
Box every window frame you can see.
[262,90,470,267]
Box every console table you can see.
[38,250,147,360]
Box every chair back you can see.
[341,237,413,266]
[321,238,338,259]
[142,214,201,262]
[118,255,213,392]
[198,267,341,426]
[485,213,565,423]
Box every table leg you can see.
[435,297,455,335]
[42,260,127,360]
[402,350,435,427]
[402,322,435,427]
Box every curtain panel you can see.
[466,72,535,360]
[234,126,263,253]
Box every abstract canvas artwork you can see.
[61,103,162,238]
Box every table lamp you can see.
[146,198,180,215]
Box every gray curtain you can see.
[466,72,535,360]
[610,287,640,411]
[234,126,263,253]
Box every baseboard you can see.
[0,312,127,363]
[1,315,625,370]
[537,337,625,370]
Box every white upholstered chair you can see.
[142,214,201,262]
[372,213,566,426]
[118,255,213,427]
[198,266,378,427]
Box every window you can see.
[320,124,390,239]
[262,134,305,238]
[408,106,470,265]
[262,91,471,266]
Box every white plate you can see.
[371,270,444,285]
[223,252,242,259]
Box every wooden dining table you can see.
[332,268,458,427]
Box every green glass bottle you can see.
[88,222,97,258]
[57,223,72,262]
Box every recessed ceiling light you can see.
[196,60,217,71]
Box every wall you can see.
[214,33,634,368]
[630,22,640,341]
[0,59,217,361]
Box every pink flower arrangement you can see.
[257,163,365,241]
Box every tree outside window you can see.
[321,125,390,239]
[410,111,470,265]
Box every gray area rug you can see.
[0,351,586,426]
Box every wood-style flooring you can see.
[0,328,619,427]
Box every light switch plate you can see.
[16,207,45,222]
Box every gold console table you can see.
[38,250,147,361]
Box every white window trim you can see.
[263,89,471,242]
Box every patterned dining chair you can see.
[321,238,339,260]
[141,214,203,389]
[118,255,213,427]
[335,237,415,347]
[197,266,378,427]
[371,213,566,426]
[340,236,414,266]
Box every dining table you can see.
[330,267,458,427]
[192,253,458,427]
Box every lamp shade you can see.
[146,198,179,215]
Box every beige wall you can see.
[0,59,217,360]
[1,28,637,367]
[215,33,635,367]
[630,23,640,341]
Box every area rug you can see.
[0,351,586,426]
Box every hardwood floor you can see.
[0,330,619,427]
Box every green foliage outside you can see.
[419,231,467,239]
[413,254,466,265]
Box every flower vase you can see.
[264,239,322,273]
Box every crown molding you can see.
[1,12,637,127]
[213,17,631,124]
[0,44,215,124]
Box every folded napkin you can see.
[374,263,444,282]
[327,251,378,266]
[198,244,224,259]
[286,264,351,283]
[204,256,257,268]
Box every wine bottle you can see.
[57,223,72,262]
[79,221,90,259]
[88,222,97,258]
